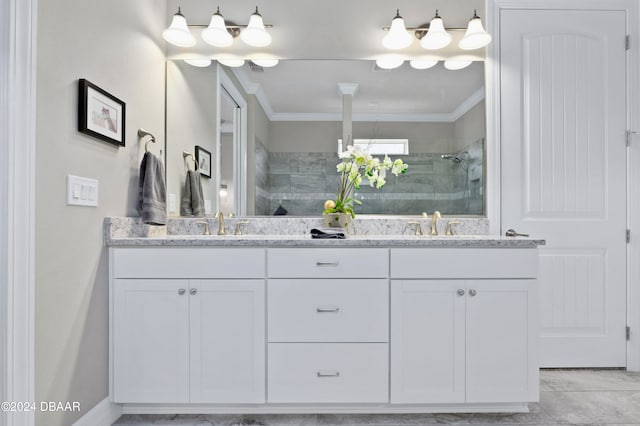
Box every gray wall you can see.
[35,0,166,424]
[166,61,217,212]
[269,121,456,153]
[453,101,486,152]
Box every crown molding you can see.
[450,87,486,121]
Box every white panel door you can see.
[189,279,265,403]
[500,9,627,367]
[466,280,538,403]
[390,280,465,403]
[113,279,190,403]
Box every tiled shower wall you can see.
[255,139,484,216]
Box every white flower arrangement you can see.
[323,145,408,218]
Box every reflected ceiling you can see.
[232,60,484,119]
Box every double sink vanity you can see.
[105,216,544,414]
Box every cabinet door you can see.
[113,279,190,403]
[465,280,538,403]
[189,280,265,403]
[390,280,465,403]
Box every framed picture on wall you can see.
[195,145,212,178]
[78,79,126,147]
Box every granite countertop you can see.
[105,234,545,248]
[104,217,545,248]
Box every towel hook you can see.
[183,151,199,171]
[138,128,158,153]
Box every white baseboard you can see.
[73,398,122,426]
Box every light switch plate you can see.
[67,175,98,207]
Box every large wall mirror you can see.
[166,59,486,217]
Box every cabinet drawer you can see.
[268,279,388,342]
[268,343,388,403]
[112,247,265,278]
[390,248,538,279]
[268,248,388,278]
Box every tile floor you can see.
[113,369,640,425]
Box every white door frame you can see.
[487,0,640,371]
[1,0,37,424]
[217,65,248,216]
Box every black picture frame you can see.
[78,79,126,147]
[195,145,212,178]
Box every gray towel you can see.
[136,152,167,225]
[180,170,205,217]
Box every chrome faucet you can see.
[214,211,226,235]
[406,221,423,236]
[430,211,442,236]
[194,220,211,236]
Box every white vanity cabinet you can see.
[107,239,541,413]
[110,248,266,404]
[390,249,539,405]
[266,248,389,403]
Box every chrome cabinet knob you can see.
[457,289,465,296]
[178,288,186,295]
[190,288,197,295]
[469,289,477,297]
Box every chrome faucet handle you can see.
[445,221,460,236]
[406,221,423,236]
[430,211,442,236]
[234,221,249,235]
[194,221,211,236]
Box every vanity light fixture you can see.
[443,58,473,70]
[240,7,272,47]
[375,56,404,70]
[409,59,438,70]
[163,7,196,47]
[420,10,452,50]
[202,6,234,47]
[381,9,492,52]
[219,184,228,198]
[382,9,413,50]
[252,58,279,67]
[218,58,246,68]
[459,10,492,50]
[184,59,212,67]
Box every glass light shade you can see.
[252,58,279,67]
[444,59,472,70]
[162,9,196,47]
[202,11,233,47]
[218,58,245,68]
[420,16,451,50]
[459,16,492,50]
[184,59,212,67]
[375,56,404,70]
[409,59,438,69]
[240,9,272,47]
[382,12,413,50]
[219,185,228,198]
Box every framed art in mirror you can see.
[195,145,212,178]
[77,79,126,147]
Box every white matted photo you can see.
[78,79,126,146]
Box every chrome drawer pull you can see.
[316,307,340,313]
[316,261,339,266]
[317,371,340,378]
